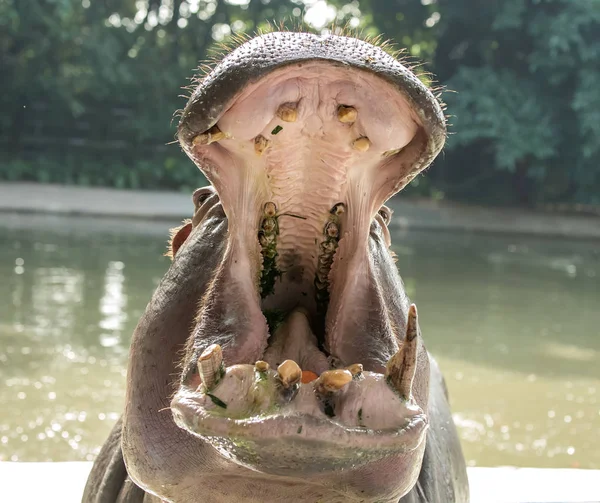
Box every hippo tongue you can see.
[262,308,330,376]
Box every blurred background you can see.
[0,0,598,473]
[3,0,600,206]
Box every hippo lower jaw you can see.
[171,304,427,476]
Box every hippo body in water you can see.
[83,31,469,503]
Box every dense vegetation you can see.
[2,0,599,206]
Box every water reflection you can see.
[0,216,598,469]
[98,261,128,348]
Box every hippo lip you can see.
[170,32,444,476]
[172,385,427,475]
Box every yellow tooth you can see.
[192,125,226,146]
[338,105,357,124]
[276,103,298,123]
[315,369,353,394]
[330,203,346,216]
[263,202,277,217]
[255,360,270,373]
[346,363,363,377]
[255,134,271,155]
[198,344,224,390]
[352,136,371,152]
[277,360,302,388]
[385,304,419,400]
[383,147,402,158]
[325,221,339,239]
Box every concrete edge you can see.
[1,462,599,503]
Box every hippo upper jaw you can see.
[122,31,447,503]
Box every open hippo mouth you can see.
[171,31,444,480]
[122,31,449,503]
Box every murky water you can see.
[0,213,598,468]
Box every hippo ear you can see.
[166,220,193,259]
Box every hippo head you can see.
[121,31,446,503]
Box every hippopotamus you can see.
[82,31,469,503]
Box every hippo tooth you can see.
[192,125,225,146]
[263,202,277,217]
[352,136,371,152]
[345,363,363,377]
[324,221,339,239]
[254,134,270,155]
[198,344,224,391]
[254,360,270,372]
[276,103,298,123]
[315,369,353,394]
[385,304,419,400]
[337,105,357,124]
[383,147,403,158]
[277,360,302,388]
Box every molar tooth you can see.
[346,363,363,377]
[385,304,419,400]
[255,360,270,372]
[352,136,371,152]
[263,202,277,217]
[198,344,224,391]
[320,240,337,253]
[330,203,346,216]
[277,360,302,388]
[261,217,277,234]
[254,134,270,155]
[276,103,298,123]
[383,147,402,158]
[337,105,357,124]
[315,369,353,394]
[192,125,225,146]
[324,221,339,239]
[258,231,275,247]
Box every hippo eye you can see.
[378,207,392,226]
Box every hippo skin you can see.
[83,31,469,503]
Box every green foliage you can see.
[1,0,599,205]
[432,0,600,205]
[446,67,557,172]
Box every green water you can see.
[0,213,598,469]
